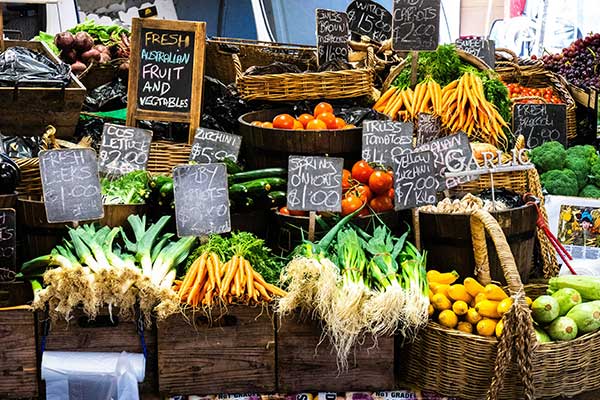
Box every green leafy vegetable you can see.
[101,170,150,205]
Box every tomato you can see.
[313,102,334,117]
[279,206,290,215]
[352,184,373,203]
[387,188,395,199]
[341,194,364,216]
[351,160,375,184]
[306,119,327,130]
[297,113,314,128]
[261,122,273,128]
[280,206,308,216]
[316,112,337,129]
[368,170,394,195]
[293,119,304,130]
[343,124,357,129]
[251,121,263,126]
[334,117,346,129]
[370,195,394,213]
[342,169,353,192]
[272,114,296,130]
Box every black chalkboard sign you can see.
[512,104,568,148]
[415,132,477,190]
[189,128,242,164]
[392,0,440,51]
[455,37,495,68]
[287,156,343,212]
[136,26,194,113]
[0,209,16,281]
[362,120,413,168]
[40,149,104,223]
[416,113,442,146]
[173,163,230,236]
[346,0,393,43]
[394,150,436,210]
[316,9,350,65]
[98,123,153,176]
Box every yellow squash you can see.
[476,318,498,337]
[466,308,483,324]
[484,284,508,301]
[438,309,459,328]
[432,293,452,311]
[475,300,501,319]
[497,297,514,316]
[448,284,473,303]
[452,300,469,316]
[427,270,459,285]
[457,321,473,334]
[464,277,485,297]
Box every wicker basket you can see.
[495,61,577,141]
[234,47,376,101]
[206,37,317,84]
[404,209,536,400]
[77,59,126,91]
[147,140,191,175]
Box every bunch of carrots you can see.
[174,251,286,307]
[373,72,509,149]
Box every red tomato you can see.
[272,114,295,130]
[297,113,315,128]
[370,195,394,213]
[313,102,334,117]
[351,160,375,184]
[368,170,394,195]
[316,112,337,129]
[341,194,364,216]
[352,184,373,203]
[387,188,395,199]
[279,206,307,216]
[342,169,353,192]
[279,206,290,215]
[333,117,346,129]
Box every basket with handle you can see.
[494,60,577,141]
[403,209,536,400]
[234,47,376,102]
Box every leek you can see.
[150,236,196,286]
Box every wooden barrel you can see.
[419,203,537,284]
[238,109,362,169]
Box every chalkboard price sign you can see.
[346,0,393,43]
[362,120,413,168]
[127,18,206,144]
[0,208,16,281]
[189,128,242,164]
[455,37,495,68]
[415,132,477,190]
[173,163,230,237]
[98,123,153,176]
[40,149,104,223]
[287,156,343,212]
[416,113,442,146]
[316,9,350,65]
[512,103,567,148]
[392,0,440,51]
[394,150,437,210]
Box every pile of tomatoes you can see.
[342,160,395,216]
[505,83,563,104]
[250,102,356,131]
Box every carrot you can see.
[265,283,287,298]
[186,255,208,304]
[238,257,246,292]
[210,253,222,290]
[253,282,272,302]
[221,256,239,297]
[388,93,405,120]
[373,86,396,109]
[383,90,400,115]
[206,253,216,291]
[178,254,202,298]
[234,265,242,297]
[245,260,255,301]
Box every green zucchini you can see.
[160,182,173,198]
[151,175,172,189]
[229,168,287,183]
[229,177,286,196]
[267,190,286,206]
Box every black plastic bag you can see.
[201,76,250,133]
[83,78,128,112]
[0,46,71,87]
[0,134,41,158]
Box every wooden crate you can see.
[37,308,157,395]
[0,40,86,138]
[277,313,395,392]
[0,309,38,399]
[157,305,276,395]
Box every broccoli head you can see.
[540,169,579,196]
[530,141,566,173]
[579,184,600,198]
[566,145,599,166]
[591,162,600,186]
[565,153,591,190]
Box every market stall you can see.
[1,1,600,399]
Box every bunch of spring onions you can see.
[20,215,195,323]
[277,211,429,370]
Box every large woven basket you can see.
[495,60,577,141]
[404,209,536,400]
[206,37,317,84]
[234,47,376,101]
[147,140,191,175]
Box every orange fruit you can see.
[251,121,263,126]
[261,121,273,128]
[297,113,315,128]
[343,124,356,129]
[316,112,337,129]
[314,102,334,117]
[293,119,304,130]
[272,114,296,130]
[334,117,346,129]
[306,118,327,130]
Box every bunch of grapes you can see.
[541,33,600,90]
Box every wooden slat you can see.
[0,310,38,398]
[277,313,395,392]
[157,306,276,395]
